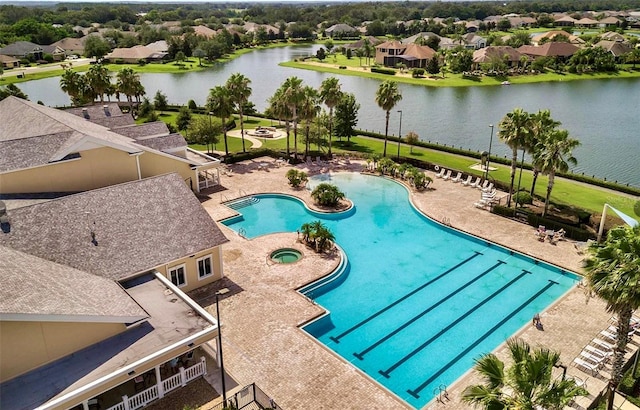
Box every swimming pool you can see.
[222,173,579,409]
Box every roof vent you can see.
[103,105,111,117]
[82,107,89,119]
[0,200,10,234]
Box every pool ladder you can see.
[238,228,247,238]
[433,384,450,404]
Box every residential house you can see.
[554,15,577,26]
[599,16,622,27]
[461,33,487,49]
[472,46,523,68]
[146,40,169,53]
[343,36,382,50]
[400,32,440,45]
[0,41,65,61]
[595,40,634,60]
[531,31,585,46]
[0,97,222,194]
[575,17,599,28]
[508,16,537,28]
[518,42,579,61]
[0,54,20,69]
[375,40,436,68]
[243,22,280,37]
[600,31,626,42]
[104,45,168,63]
[193,25,218,39]
[51,37,86,57]
[324,23,359,38]
[0,172,229,410]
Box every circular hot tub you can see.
[270,248,302,264]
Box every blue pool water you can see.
[222,173,579,408]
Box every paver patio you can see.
[189,156,631,410]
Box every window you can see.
[169,265,186,287]
[197,255,213,279]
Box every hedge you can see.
[492,205,594,242]
[370,67,396,75]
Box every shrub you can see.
[514,191,533,206]
[339,66,347,69]
[412,68,425,78]
[286,169,308,188]
[410,170,432,190]
[371,67,396,75]
[188,99,198,110]
[300,221,335,252]
[311,183,345,207]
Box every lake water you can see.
[17,45,640,187]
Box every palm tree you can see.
[498,108,531,207]
[226,73,252,153]
[319,77,342,156]
[116,68,144,112]
[206,85,234,156]
[462,338,587,410]
[534,129,580,217]
[281,76,305,160]
[527,110,561,196]
[85,64,111,103]
[267,86,292,157]
[299,85,320,158]
[375,81,403,157]
[584,225,640,410]
[60,69,85,106]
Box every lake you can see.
[17,44,640,187]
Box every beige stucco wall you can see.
[0,321,125,381]
[154,247,223,293]
[137,151,194,189]
[0,147,139,194]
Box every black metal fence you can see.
[207,383,282,410]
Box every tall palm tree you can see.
[462,338,587,410]
[226,73,252,153]
[375,81,403,157]
[534,129,580,217]
[584,225,640,410]
[299,85,320,158]
[60,69,85,106]
[116,68,144,112]
[498,108,531,207]
[527,110,561,196]
[206,85,234,156]
[281,76,305,159]
[319,77,342,156]
[267,86,292,157]
[85,64,111,103]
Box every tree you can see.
[85,64,111,103]
[299,85,320,158]
[316,47,326,61]
[496,18,512,31]
[534,129,580,217]
[334,92,360,142]
[375,80,402,157]
[526,110,561,196]
[0,84,28,101]
[116,67,144,112]
[311,183,345,207]
[498,108,531,207]
[584,225,640,410]
[175,51,186,64]
[176,106,192,135]
[193,48,205,66]
[281,76,305,159]
[462,338,587,409]
[426,56,440,75]
[60,69,86,106]
[319,77,342,155]
[187,115,221,154]
[405,131,419,154]
[153,90,168,114]
[267,86,292,157]
[206,85,234,156]
[84,36,111,60]
[226,73,252,153]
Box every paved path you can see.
[191,157,629,410]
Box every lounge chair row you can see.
[434,168,493,191]
[573,320,640,376]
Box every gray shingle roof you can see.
[0,132,72,173]
[65,103,124,119]
[89,115,136,128]
[134,133,187,152]
[0,245,147,320]
[114,121,170,139]
[0,173,229,280]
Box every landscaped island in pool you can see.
[222,173,580,409]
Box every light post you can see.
[215,289,229,405]
[484,124,494,182]
[396,110,403,160]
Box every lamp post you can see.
[215,289,228,405]
[396,110,403,160]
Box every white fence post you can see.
[122,395,130,410]
[155,366,164,399]
[201,356,207,375]
[180,367,187,387]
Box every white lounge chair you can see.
[442,170,453,180]
[579,350,607,366]
[583,345,613,362]
[461,175,473,186]
[482,183,494,193]
[478,180,489,190]
[591,338,615,351]
[451,172,463,183]
[573,357,600,375]
[435,168,446,178]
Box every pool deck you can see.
[191,157,633,410]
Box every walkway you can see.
[191,157,622,410]
[225,128,288,150]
